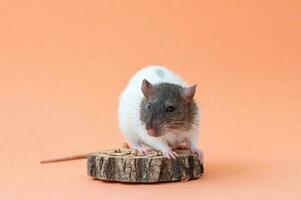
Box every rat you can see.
[119,66,203,162]
[40,66,203,164]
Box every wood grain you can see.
[87,149,204,183]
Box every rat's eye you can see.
[147,104,151,109]
[166,105,175,112]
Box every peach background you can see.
[1,0,301,199]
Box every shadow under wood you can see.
[91,176,203,185]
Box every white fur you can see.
[118,66,200,155]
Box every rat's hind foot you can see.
[191,148,204,163]
[131,142,149,155]
[133,146,151,155]
[162,149,178,159]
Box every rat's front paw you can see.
[191,148,204,163]
[162,149,178,159]
[174,143,189,150]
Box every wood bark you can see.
[87,149,204,183]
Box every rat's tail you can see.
[40,143,131,164]
[40,154,88,164]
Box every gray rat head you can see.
[140,79,199,137]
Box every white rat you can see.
[119,66,203,162]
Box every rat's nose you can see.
[147,128,157,136]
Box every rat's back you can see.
[118,66,187,142]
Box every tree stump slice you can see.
[87,148,204,183]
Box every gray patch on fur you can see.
[156,69,164,78]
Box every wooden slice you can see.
[87,148,204,183]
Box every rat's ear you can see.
[183,85,197,102]
[141,79,154,99]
